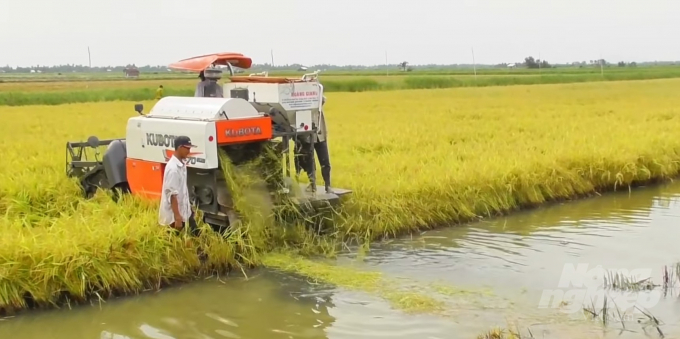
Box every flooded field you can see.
[3,181,680,339]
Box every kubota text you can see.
[225,127,262,138]
[146,133,180,147]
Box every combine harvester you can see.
[65,52,352,232]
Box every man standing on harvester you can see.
[315,92,332,193]
[195,66,224,98]
[296,85,333,194]
[159,135,199,235]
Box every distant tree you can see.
[399,61,408,71]
[524,56,538,68]
[618,61,626,67]
[524,56,551,69]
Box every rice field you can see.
[1,78,680,314]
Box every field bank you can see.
[1,79,680,313]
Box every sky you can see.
[0,0,678,67]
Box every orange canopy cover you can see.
[168,53,253,72]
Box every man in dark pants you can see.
[159,135,200,236]
[295,89,333,193]
[314,140,332,193]
[178,211,200,237]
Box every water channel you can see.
[3,181,680,339]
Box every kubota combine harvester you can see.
[65,52,351,231]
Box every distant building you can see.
[298,66,308,71]
[124,65,140,78]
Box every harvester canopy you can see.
[168,52,253,72]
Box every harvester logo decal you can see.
[146,133,182,148]
[225,127,262,138]
[290,91,318,97]
[145,133,206,164]
[163,149,205,164]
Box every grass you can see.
[603,271,657,291]
[4,66,680,105]
[2,78,680,314]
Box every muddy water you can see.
[3,182,680,339]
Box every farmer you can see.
[314,92,332,193]
[295,85,333,193]
[194,71,209,97]
[195,68,224,98]
[159,135,199,235]
[155,85,164,100]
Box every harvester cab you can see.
[65,53,351,232]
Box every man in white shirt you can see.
[159,135,197,234]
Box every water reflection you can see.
[362,185,680,278]
[2,269,462,339]
[0,270,337,339]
